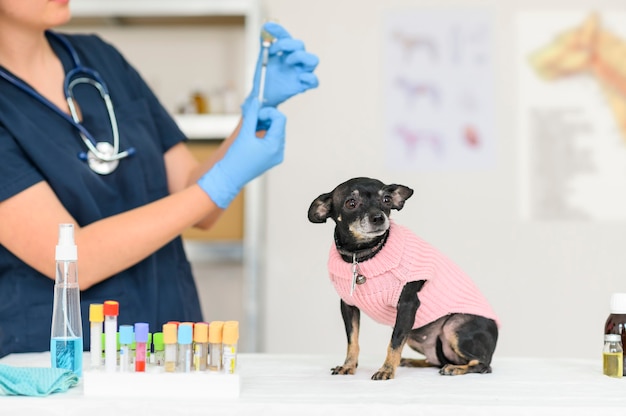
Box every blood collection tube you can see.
[103,300,119,372]
[222,321,239,374]
[163,323,177,373]
[208,321,224,371]
[130,339,136,366]
[152,332,164,366]
[119,325,133,372]
[146,332,152,365]
[177,323,193,373]
[193,322,209,371]
[89,304,104,369]
[134,323,149,372]
[100,333,105,363]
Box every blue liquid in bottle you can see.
[51,337,83,377]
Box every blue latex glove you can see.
[198,98,286,209]
[250,22,319,108]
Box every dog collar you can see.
[333,230,389,263]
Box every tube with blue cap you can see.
[119,325,134,372]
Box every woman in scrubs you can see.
[0,0,319,357]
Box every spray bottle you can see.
[50,224,83,377]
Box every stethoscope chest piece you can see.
[87,142,119,175]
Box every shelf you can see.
[174,114,239,140]
[70,0,256,18]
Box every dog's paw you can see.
[440,361,491,375]
[439,364,468,376]
[371,368,395,380]
[331,365,356,375]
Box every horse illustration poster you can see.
[518,11,626,222]
[383,9,496,171]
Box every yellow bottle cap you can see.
[193,322,209,343]
[208,321,224,343]
[163,323,177,344]
[89,304,104,323]
[222,321,239,344]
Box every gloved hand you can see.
[198,98,286,209]
[249,22,319,108]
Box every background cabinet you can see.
[183,140,244,241]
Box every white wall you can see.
[259,0,626,360]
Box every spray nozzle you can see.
[58,224,75,246]
[56,223,77,261]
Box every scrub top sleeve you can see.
[0,126,44,202]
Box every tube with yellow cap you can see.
[208,321,224,371]
[193,322,209,371]
[89,303,104,369]
[222,321,239,374]
[163,323,178,373]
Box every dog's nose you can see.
[371,213,385,225]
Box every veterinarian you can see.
[0,1,319,357]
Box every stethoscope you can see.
[0,31,135,175]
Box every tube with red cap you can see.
[103,300,119,372]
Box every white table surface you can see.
[1,352,624,415]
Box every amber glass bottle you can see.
[604,293,626,376]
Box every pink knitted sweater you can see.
[328,221,499,329]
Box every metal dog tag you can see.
[350,254,366,296]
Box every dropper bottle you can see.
[50,223,83,377]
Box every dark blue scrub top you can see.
[0,32,203,358]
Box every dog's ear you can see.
[383,184,414,210]
[308,192,334,223]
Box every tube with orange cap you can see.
[208,321,224,371]
[193,322,209,371]
[222,321,239,374]
[89,303,104,369]
[163,323,178,373]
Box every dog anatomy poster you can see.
[383,8,495,171]
[517,11,626,222]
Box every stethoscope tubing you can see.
[0,31,134,165]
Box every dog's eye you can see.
[344,199,357,209]
[382,195,392,205]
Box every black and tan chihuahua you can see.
[308,177,499,380]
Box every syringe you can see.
[258,29,276,103]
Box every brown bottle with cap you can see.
[605,293,626,376]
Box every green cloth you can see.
[0,364,79,396]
